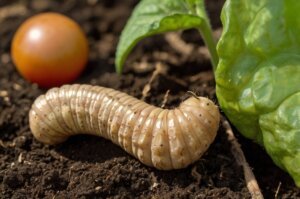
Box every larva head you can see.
[181,97,219,117]
[180,96,220,136]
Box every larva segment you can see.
[69,84,82,133]
[45,88,72,135]
[58,85,77,133]
[131,106,154,158]
[135,108,161,167]
[176,109,202,162]
[119,102,146,155]
[90,87,108,135]
[85,86,102,133]
[81,85,93,134]
[109,95,134,145]
[106,92,127,141]
[179,98,219,145]
[166,110,190,169]
[151,110,173,169]
[33,95,67,137]
[29,84,220,170]
[75,85,91,133]
[98,90,116,139]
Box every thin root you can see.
[0,4,27,21]
[274,182,282,199]
[221,116,264,199]
[141,62,167,101]
[161,90,170,108]
[186,91,199,99]
[165,32,193,56]
[191,166,202,184]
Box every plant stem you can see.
[195,1,219,71]
[198,23,218,71]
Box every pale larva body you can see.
[29,84,220,170]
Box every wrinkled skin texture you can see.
[30,84,220,170]
[216,0,300,186]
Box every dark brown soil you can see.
[0,0,299,198]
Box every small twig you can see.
[165,32,194,56]
[17,153,23,163]
[0,140,7,148]
[160,90,170,108]
[164,29,223,63]
[0,140,18,148]
[189,71,214,83]
[150,172,159,190]
[274,182,282,199]
[141,63,167,101]
[222,116,264,199]
[0,4,27,21]
[191,166,202,184]
[186,91,199,99]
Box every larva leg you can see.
[29,84,220,170]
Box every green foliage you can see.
[115,0,300,186]
[115,0,218,73]
[216,0,300,186]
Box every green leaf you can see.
[260,92,300,187]
[115,0,205,73]
[216,0,300,186]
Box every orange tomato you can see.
[11,12,89,88]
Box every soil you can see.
[0,0,299,198]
